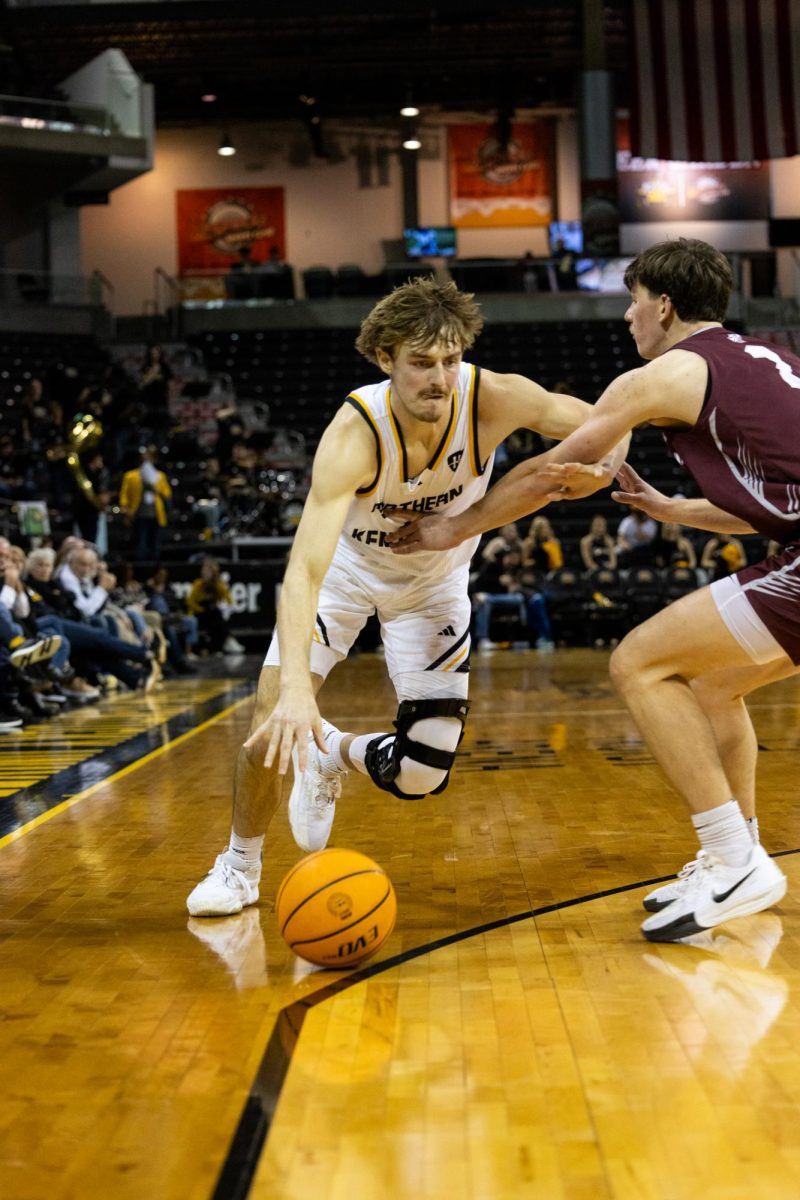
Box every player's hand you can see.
[540,461,607,500]
[611,463,670,518]
[384,510,462,554]
[244,688,328,776]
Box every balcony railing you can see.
[0,92,111,136]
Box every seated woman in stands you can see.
[580,514,617,572]
[523,515,563,574]
[655,522,697,570]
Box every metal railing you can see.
[0,91,111,135]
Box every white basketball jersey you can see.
[335,362,494,581]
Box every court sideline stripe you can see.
[211,845,800,1200]
[0,691,253,850]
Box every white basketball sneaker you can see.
[642,850,711,912]
[288,720,346,852]
[186,852,261,917]
[640,844,787,943]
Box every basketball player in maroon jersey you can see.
[388,238,796,942]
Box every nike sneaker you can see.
[641,844,787,943]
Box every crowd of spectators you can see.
[0,528,243,730]
[0,337,775,669]
[469,507,766,653]
[0,341,310,556]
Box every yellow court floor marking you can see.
[0,679,238,796]
[0,693,252,851]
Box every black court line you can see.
[210,844,800,1200]
[0,681,254,839]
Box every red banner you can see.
[176,187,286,272]
[448,122,553,228]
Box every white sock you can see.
[344,731,391,776]
[691,799,753,868]
[747,815,759,844]
[225,831,263,872]
[319,727,347,774]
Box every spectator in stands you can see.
[186,557,244,655]
[227,243,264,299]
[19,376,64,452]
[146,565,199,669]
[0,537,62,672]
[214,404,246,471]
[655,521,697,570]
[520,250,538,294]
[57,544,115,623]
[109,560,168,663]
[700,533,747,581]
[119,447,172,562]
[523,515,563,572]
[473,545,525,651]
[138,345,173,435]
[580,514,617,571]
[552,239,578,291]
[262,245,287,273]
[11,545,101,702]
[54,535,85,569]
[26,545,158,692]
[480,522,524,565]
[615,506,659,566]
[71,448,111,549]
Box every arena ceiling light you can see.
[400,104,420,117]
[217,131,236,156]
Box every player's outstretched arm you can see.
[387,359,695,554]
[244,408,375,775]
[385,405,626,554]
[612,463,756,533]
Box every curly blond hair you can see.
[355,276,484,365]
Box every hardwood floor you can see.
[1,649,798,1200]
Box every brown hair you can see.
[623,238,733,322]
[355,276,484,365]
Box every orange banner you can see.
[176,187,286,272]
[448,122,553,228]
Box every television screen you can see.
[403,226,457,258]
[575,257,634,293]
[768,218,800,247]
[549,220,583,254]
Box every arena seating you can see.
[189,318,645,450]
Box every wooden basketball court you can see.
[1,649,799,1200]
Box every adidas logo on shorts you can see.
[437,624,456,636]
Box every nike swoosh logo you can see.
[712,867,757,904]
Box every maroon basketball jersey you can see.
[662,327,800,544]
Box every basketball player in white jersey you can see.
[187,277,623,917]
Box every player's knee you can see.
[364,698,470,800]
[393,757,449,797]
[608,637,640,694]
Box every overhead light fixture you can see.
[402,136,422,151]
[201,92,217,104]
[218,132,236,157]
[400,104,420,118]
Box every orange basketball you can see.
[276,848,397,967]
